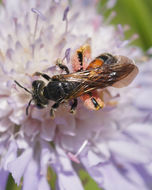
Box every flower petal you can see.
[101,162,147,190]
[40,119,56,141]
[109,139,152,164]
[53,146,84,190]
[38,177,50,190]
[8,148,32,185]
[0,169,9,190]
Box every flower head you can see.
[0,0,152,190]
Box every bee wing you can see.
[111,55,139,88]
[62,55,138,98]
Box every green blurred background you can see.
[5,0,152,189]
[100,0,152,51]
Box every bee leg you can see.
[50,102,60,118]
[81,91,104,111]
[71,44,91,72]
[56,59,70,74]
[33,72,52,81]
[70,99,78,114]
[91,97,102,111]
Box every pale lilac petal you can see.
[133,164,152,189]
[0,117,12,132]
[60,126,89,152]
[40,119,56,141]
[133,89,152,110]
[22,159,40,190]
[55,114,76,136]
[124,123,152,149]
[0,169,9,190]
[0,98,12,118]
[2,141,18,170]
[8,148,32,185]
[81,154,103,188]
[38,177,50,190]
[109,140,152,163]
[40,142,53,175]
[53,146,84,190]
[56,172,84,190]
[23,118,41,137]
[101,162,147,190]
[9,108,25,125]
[87,150,104,166]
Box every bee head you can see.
[14,80,48,115]
[32,80,49,109]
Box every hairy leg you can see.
[70,99,78,114]
[33,72,52,81]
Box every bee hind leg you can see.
[70,99,78,114]
[91,97,102,111]
[81,91,104,111]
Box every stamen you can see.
[105,11,116,24]
[62,48,71,63]
[13,17,18,34]
[31,8,46,20]
[123,25,130,32]
[31,8,46,39]
[75,140,88,157]
[31,8,40,41]
[117,24,124,38]
[119,34,139,48]
[130,34,139,42]
[106,0,117,9]
[67,140,88,163]
[31,8,46,57]
[63,6,69,33]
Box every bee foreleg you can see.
[56,59,69,74]
[70,99,78,114]
[33,72,52,81]
[50,102,60,118]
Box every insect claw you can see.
[70,109,76,114]
[50,108,55,119]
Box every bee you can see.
[14,47,138,117]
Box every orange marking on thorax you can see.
[87,59,103,69]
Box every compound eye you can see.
[32,81,37,88]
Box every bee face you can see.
[31,80,48,109]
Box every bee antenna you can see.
[26,98,33,115]
[14,80,32,95]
